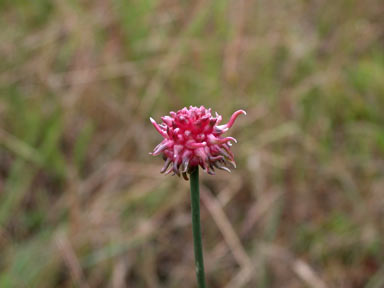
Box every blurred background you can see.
[1,0,384,287]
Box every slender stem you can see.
[190,167,207,288]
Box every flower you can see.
[150,106,246,180]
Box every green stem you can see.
[190,167,207,288]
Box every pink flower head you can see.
[150,106,246,180]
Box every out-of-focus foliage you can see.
[0,0,384,287]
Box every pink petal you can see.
[217,110,246,130]
[150,117,168,138]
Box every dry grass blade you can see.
[201,186,252,269]
[56,232,90,288]
[262,244,329,288]
[240,190,282,236]
[224,265,255,288]
[111,258,132,288]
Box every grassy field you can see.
[1,0,384,287]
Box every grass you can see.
[1,0,384,287]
